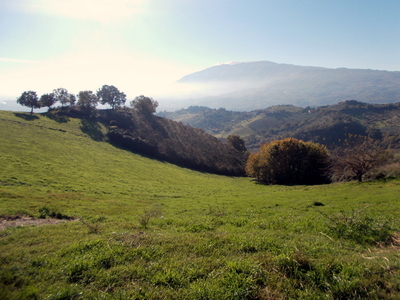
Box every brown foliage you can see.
[99,108,246,176]
[246,138,330,185]
[329,135,389,182]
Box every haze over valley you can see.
[160,61,400,111]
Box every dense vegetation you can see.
[0,110,399,299]
[159,101,400,153]
[246,138,330,185]
[99,108,246,175]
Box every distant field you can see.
[0,110,399,299]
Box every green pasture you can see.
[0,111,399,299]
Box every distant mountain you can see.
[173,61,400,111]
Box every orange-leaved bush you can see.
[246,138,330,185]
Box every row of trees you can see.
[246,136,389,185]
[16,85,158,115]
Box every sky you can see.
[1,0,400,111]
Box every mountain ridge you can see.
[173,61,400,111]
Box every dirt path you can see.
[0,215,76,232]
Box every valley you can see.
[0,110,399,299]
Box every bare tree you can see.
[330,135,389,182]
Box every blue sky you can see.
[1,0,400,110]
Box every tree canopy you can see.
[97,85,126,110]
[40,93,56,110]
[77,91,98,109]
[246,138,330,185]
[227,135,247,152]
[16,91,41,115]
[53,88,71,107]
[130,95,158,115]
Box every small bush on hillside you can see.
[38,207,73,220]
[246,138,330,185]
[139,208,163,229]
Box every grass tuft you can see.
[321,207,394,245]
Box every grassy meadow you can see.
[0,110,399,299]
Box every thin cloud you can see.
[11,0,146,22]
[0,57,45,64]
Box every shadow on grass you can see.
[80,119,105,141]
[44,111,70,123]
[14,113,39,121]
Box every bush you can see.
[246,138,330,185]
[38,207,73,220]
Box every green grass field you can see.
[0,110,399,299]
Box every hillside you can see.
[159,101,400,152]
[172,61,400,111]
[1,109,399,299]
[33,108,247,176]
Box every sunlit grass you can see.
[0,110,399,299]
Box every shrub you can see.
[38,207,73,219]
[246,138,330,185]
[139,208,162,229]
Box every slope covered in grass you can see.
[0,111,399,299]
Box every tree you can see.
[330,135,389,182]
[130,95,158,115]
[53,88,71,107]
[16,91,41,115]
[39,93,56,111]
[246,138,330,185]
[77,91,98,109]
[69,94,76,107]
[245,153,262,181]
[97,85,126,110]
[227,135,247,152]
